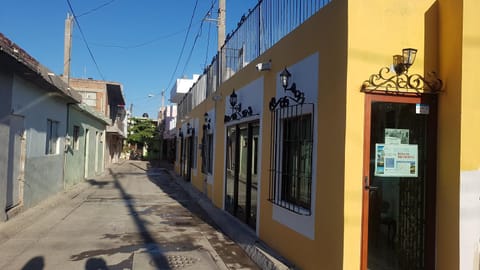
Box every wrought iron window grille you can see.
[268,103,314,216]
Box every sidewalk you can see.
[0,160,261,270]
[154,160,295,270]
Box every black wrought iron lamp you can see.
[224,89,253,122]
[269,68,306,111]
[203,112,211,130]
[362,48,442,93]
[393,48,417,75]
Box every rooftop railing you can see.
[177,0,331,122]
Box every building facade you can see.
[69,78,127,167]
[0,33,82,218]
[64,104,110,187]
[172,1,480,269]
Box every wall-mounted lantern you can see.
[269,68,306,111]
[178,128,184,138]
[362,48,442,93]
[224,89,253,122]
[187,122,194,135]
[203,112,211,130]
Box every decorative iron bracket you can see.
[224,103,253,122]
[361,67,443,94]
[269,83,305,111]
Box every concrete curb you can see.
[165,170,296,270]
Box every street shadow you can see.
[21,256,44,270]
[144,160,219,230]
[85,257,108,270]
[86,179,110,189]
[108,168,171,269]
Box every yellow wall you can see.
[346,1,441,269]
[173,0,470,269]
[461,0,480,170]
[437,0,463,269]
[254,2,348,269]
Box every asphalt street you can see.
[0,160,260,270]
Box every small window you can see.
[46,119,59,155]
[73,125,80,150]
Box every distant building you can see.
[69,78,126,166]
[169,75,200,104]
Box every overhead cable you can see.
[66,0,105,80]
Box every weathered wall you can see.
[64,105,106,188]
[11,75,68,209]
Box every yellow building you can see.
[173,0,480,269]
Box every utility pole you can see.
[218,0,226,52]
[63,13,74,85]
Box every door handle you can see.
[364,176,378,191]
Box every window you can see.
[281,115,313,209]
[207,134,214,174]
[202,133,214,174]
[191,136,198,169]
[46,119,59,155]
[269,103,314,215]
[73,125,80,150]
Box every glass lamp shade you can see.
[229,90,237,107]
[402,48,417,69]
[280,68,291,89]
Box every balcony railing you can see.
[177,0,331,122]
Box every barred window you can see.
[281,115,313,209]
[269,103,314,215]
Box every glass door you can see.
[362,94,437,270]
[225,121,259,230]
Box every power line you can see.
[77,0,117,18]
[180,1,217,81]
[204,0,215,68]
[165,0,199,92]
[88,23,201,49]
[66,0,105,80]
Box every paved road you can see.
[0,160,260,270]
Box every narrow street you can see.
[0,160,260,270]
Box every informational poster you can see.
[375,143,418,177]
[385,128,409,144]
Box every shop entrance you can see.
[362,94,437,270]
[225,121,259,230]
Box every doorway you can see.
[361,94,437,270]
[225,121,259,230]
[6,115,25,210]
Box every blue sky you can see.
[0,0,258,117]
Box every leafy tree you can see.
[127,117,158,148]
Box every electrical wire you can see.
[88,23,200,49]
[203,0,215,68]
[164,0,199,93]
[77,0,117,18]
[66,0,105,80]
[180,1,217,82]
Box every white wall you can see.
[460,170,480,270]
[271,52,319,240]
